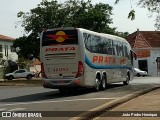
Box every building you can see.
[0,34,18,62]
[30,59,41,77]
[127,30,160,76]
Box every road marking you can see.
[0,97,119,107]
[8,108,26,111]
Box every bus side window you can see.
[108,47,112,55]
[112,41,116,55]
[123,44,130,59]
[113,41,118,56]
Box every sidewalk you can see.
[0,78,42,86]
[0,79,4,81]
[96,88,160,120]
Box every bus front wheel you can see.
[123,73,130,85]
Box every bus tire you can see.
[123,73,130,85]
[94,78,100,92]
[100,75,106,90]
[59,88,67,94]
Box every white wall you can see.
[133,48,160,76]
[0,40,18,61]
[149,49,160,76]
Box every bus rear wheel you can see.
[100,75,106,90]
[59,88,67,94]
[94,78,100,92]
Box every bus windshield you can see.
[42,29,78,46]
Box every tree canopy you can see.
[13,33,39,59]
[14,0,129,59]
[17,0,116,34]
[115,0,160,30]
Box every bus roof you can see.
[42,27,129,45]
[77,28,129,44]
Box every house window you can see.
[5,45,8,57]
[0,45,2,52]
[10,45,16,52]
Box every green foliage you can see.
[17,57,31,69]
[15,0,129,59]
[17,0,116,34]
[115,0,160,30]
[115,32,129,38]
[138,0,160,13]
[0,67,5,79]
[17,11,25,17]
[138,0,160,29]
[114,0,120,4]
[128,10,135,20]
[13,33,40,59]
[155,15,160,30]
[2,60,18,78]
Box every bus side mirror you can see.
[134,52,137,60]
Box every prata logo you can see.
[45,47,75,52]
[47,31,72,43]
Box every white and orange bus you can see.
[40,28,135,92]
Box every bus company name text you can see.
[45,47,75,52]
[92,55,126,64]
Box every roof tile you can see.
[126,31,160,48]
[0,34,15,41]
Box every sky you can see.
[0,0,157,38]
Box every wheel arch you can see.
[10,75,14,78]
[96,72,101,81]
[102,71,107,83]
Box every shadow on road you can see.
[0,83,124,103]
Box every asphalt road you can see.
[0,77,159,120]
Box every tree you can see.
[13,33,39,59]
[18,0,116,34]
[15,0,116,58]
[63,1,116,34]
[16,0,129,58]
[115,0,160,30]
[115,31,129,38]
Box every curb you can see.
[69,86,160,120]
[0,79,42,86]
